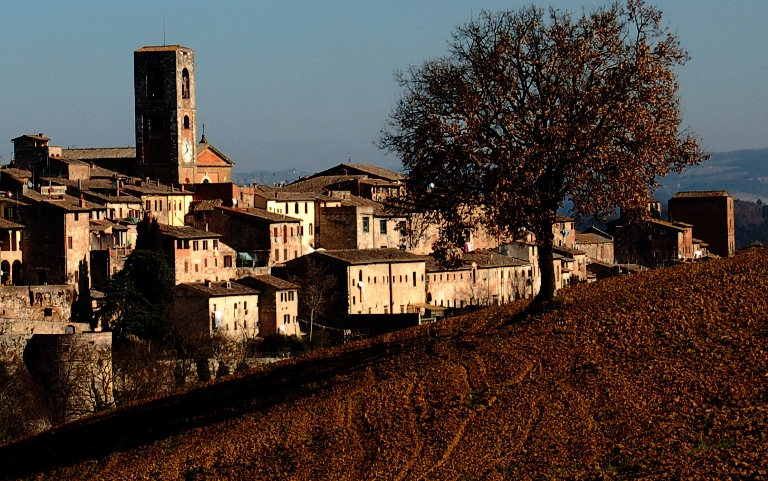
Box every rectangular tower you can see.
[668,191,735,257]
[134,45,197,186]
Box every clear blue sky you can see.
[1,1,767,173]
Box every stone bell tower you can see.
[134,45,197,185]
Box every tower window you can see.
[182,68,190,99]
[147,69,163,99]
[183,115,190,129]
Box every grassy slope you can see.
[3,250,768,480]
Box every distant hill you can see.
[655,147,768,202]
[2,250,768,479]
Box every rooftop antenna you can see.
[163,17,166,46]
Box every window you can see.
[309,223,313,235]
[181,68,190,99]
[353,296,356,305]
[290,227,294,237]
[68,236,73,249]
[203,240,208,250]
[193,241,199,251]
[294,250,297,259]
[185,261,189,273]
[74,213,79,221]
[204,259,208,268]
[146,200,151,211]
[380,220,387,234]
[273,227,278,238]
[304,203,308,214]
[183,115,190,129]
[295,203,299,214]
[413,272,416,286]
[275,249,279,262]
[284,248,288,261]
[289,291,295,301]
[362,217,370,233]
[194,264,198,273]
[224,255,232,267]
[284,314,290,324]
[213,240,218,250]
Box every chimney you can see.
[226,281,231,289]
[79,193,85,208]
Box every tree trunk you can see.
[536,234,557,303]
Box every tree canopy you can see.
[380,0,703,300]
[97,217,174,341]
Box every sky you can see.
[1,1,767,173]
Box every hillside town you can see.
[0,45,735,424]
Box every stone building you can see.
[0,218,24,285]
[667,190,735,257]
[284,249,426,318]
[610,217,694,267]
[158,225,238,284]
[552,215,577,249]
[236,275,300,336]
[316,195,408,251]
[575,228,615,264]
[173,281,260,340]
[10,134,53,170]
[21,188,106,289]
[187,205,302,267]
[89,219,137,290]
[425,251,533,309]
[253,189,318,254]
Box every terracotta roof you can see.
[24,191,105,212]
[190,199,223,211]
[216,206,301,223]
[649,218,691,231]
[237,275,298,291]
[424,256,472,273]
[60,147,136,160]
[316,249,425,266]
[0,218,24,229]
[282,175,365,193]
[158,225,221,240]
[0,168,32,179]
[254,189,322,201]
[136,45,187,52]
[178,281,259,298]
[575,232,613,244]
[553,245,588,256]
[671,191,731,199]
[312,163,405,182]
[82,190,143,204]
[464,251,529,267]
[123,183,193,196]
[12,134,49,142]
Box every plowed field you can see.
[2,249,768,480]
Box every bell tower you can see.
[134,45,197,185]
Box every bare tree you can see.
[380,1,704,302]
[290,257,337,343]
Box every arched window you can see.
[183,115,190,129]
[309,223,313,235]
[182,68,190,99]
[358,271,362,282]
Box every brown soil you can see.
[2,249,768,480]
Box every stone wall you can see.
[0,285,76,321]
